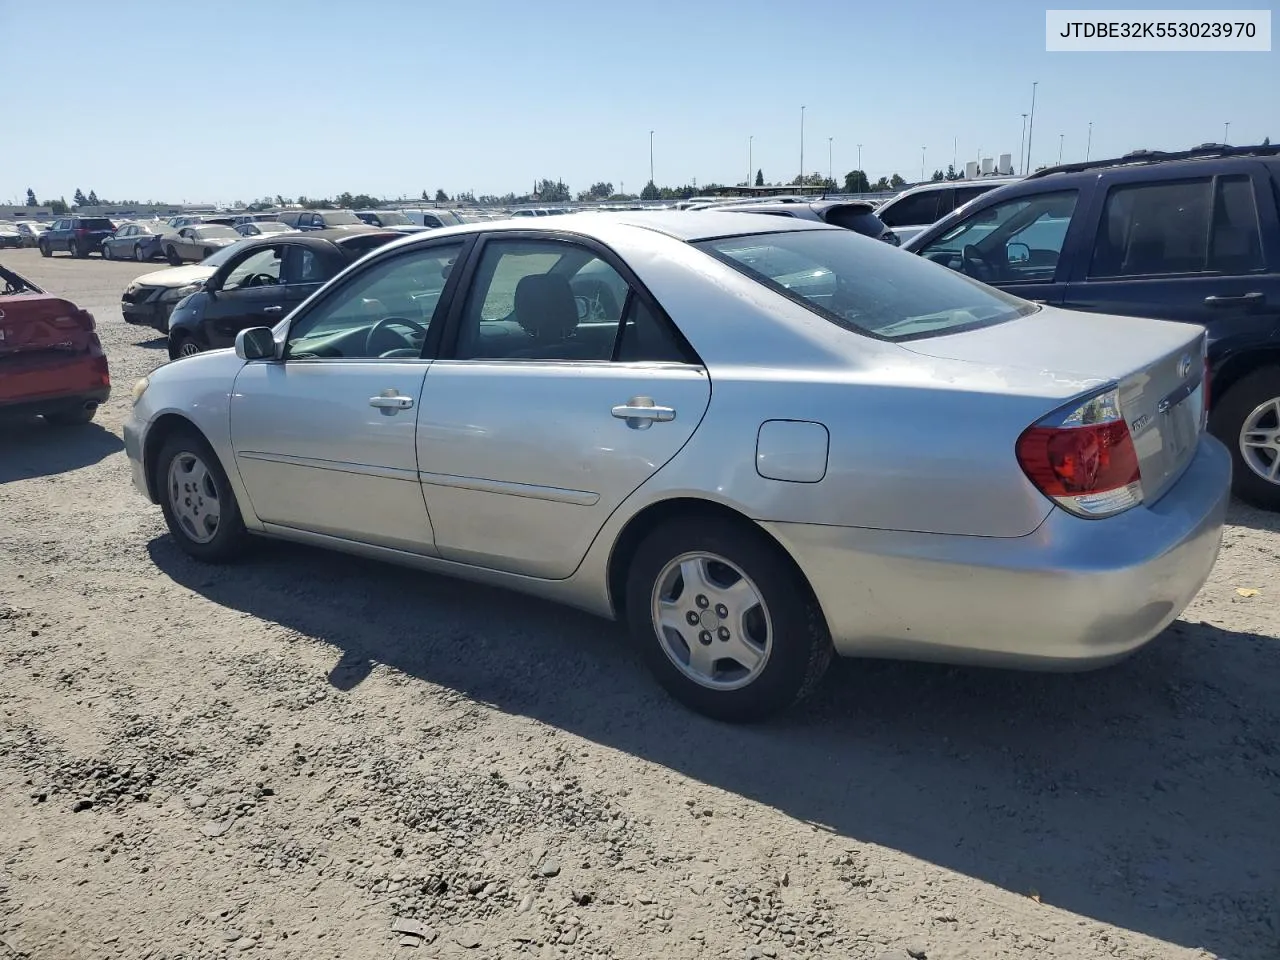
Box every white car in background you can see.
[877,177,1021,245]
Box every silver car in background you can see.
[124,212,1229,721]
[162,224,242,264]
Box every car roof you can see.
[555,209,835,241]
[887,177,1021,201]
[1022,142,1280,183]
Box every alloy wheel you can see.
[650,552,773,691]
[167,451,221,544]
[1240,396,1280,484]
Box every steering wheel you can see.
[960,244,995,282]
[365,316,428,356]
[244,273,277,288]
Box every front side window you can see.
[917,190,1078,284]
[456,240,635,362]
[284,242,463,360]
[698,228,1036,342]
[222,247,283,290]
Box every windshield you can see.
[320,210,362,226]
[695,228,1036,342]
[200,239,255,267]
[374,211,411,225]
[254,222,291,232]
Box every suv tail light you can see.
[1015,386,1142,519]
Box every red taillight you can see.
[1015,387,1143,518]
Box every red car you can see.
[1,263,110,425]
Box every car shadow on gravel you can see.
[134,335,168,350]
[148,535,1280,959]
[1226,500,1280,534]
[0,419,123,482]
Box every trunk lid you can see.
[0,294,98,357]
[902,304,1208,505]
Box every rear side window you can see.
[878,190,943,228]
[1090,176,1264,278]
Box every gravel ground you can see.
[1,248,1278,960]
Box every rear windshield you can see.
[195,226,240,239]
[320,210,362,226]
[82,218,115,229]
[695,229,1036,342]
[823,205,887,238]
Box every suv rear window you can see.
[696,228,1035,342]
[81,218,115,229]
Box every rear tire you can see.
[154,428,250,563]
[203,247,214,259]
[166,245,181,266]
[39,241,51,258]
[134,243,146,262]
[71,240,86,259]
[1210,366,1280,511]
[623,515,833,722]
[44,404,97,426]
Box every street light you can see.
[920,146,927,182]
[1086,121,1093,161]
[1019,114,1028,175]
[827,137,833,187]
[1026,81,1038,173]
[1223,121,1231,145]
[1058,133,1064,165]
[748,135,753,187]
[799,106,806,190]
[649,130,654,185]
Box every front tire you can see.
[1210,366,1280,510]
[102,243,113,260]
[168,332,203,360]
[166,245,182,266]
[624,516,833,722]
[155,429,250,563]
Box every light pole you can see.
[1058,133,1064,165]
[1086,122,1092,161]
[857,143,862,182]
[748,135,753,187]
[1026,81,1038,173]
[827,137,833,187]
[1223,121,1231,145]
[1019,114,1028,175]
[649,130,654,186]
[799,106,806,190]
[920,146,927,182]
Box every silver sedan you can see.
[162,225,242,264]
[123,212,1230,721]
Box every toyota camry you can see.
[124,212,1230,721]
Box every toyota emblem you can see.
[1177,354,1193,379]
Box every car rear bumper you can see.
[761,435,1231,668]
[0,352,111,413]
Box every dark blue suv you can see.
[905,144,1280,511]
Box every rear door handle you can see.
[1204,292,1265,307]
[369,394,414,410]
[612,396,676,429]
[263,305,283,314]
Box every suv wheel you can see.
[38,241,51,258]
[71,239,86,259]
[1210,366,1280,511]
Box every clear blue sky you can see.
[2,0,1274,204]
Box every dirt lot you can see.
[1,247,1277,960]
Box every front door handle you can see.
[1204,292,1265,307]
[263,305,283,314]
[612,396,676,430]
[369,394,414,410]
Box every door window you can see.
[455,239,679,362]
[1089,179,1213,278]
[284,242,463,360]
[1209,175,1265,273]
[917,190,1078,284]
[879,190,943,227]
[222,247,283,290]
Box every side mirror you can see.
[235,327,277,361]
[1007,242,1031,264]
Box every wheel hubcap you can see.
[1240,396,1280,484]
[651,552,772,691]
[167,451,221,543]
[178,340,201,357]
